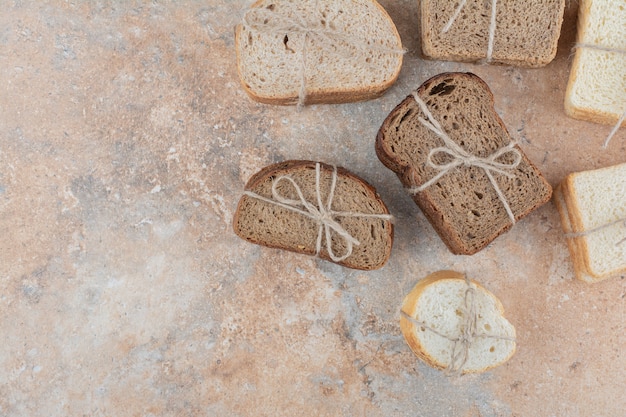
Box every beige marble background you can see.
[1,1,624,416]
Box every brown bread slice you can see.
[418,0,565,67]
[376,72,552,255]
[235,0,404,105]
[233,160,394,270]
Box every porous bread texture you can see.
[564,0,626,125]
[400,270,516,374]
[233,160,394,270]
[376,72,552,255]
[235,0,403,105]
[553,162,626,283]
[418,0,565,67]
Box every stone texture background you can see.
[0,1,624,416]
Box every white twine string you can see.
[602,111,625,149]
[408,92,522,225]
[242,5,405,107]
[573,43,626,148]
[565,217,626,247]
[243,163,394,262]
[401,276,515,376]
[442,0,498,63]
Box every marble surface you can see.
[1,1,624,416]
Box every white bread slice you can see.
[235,0,404,105]
[564,0,626,126]
[400,270,516,375]
[553,162,626,283]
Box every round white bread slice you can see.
[235,0,404,105]
[400,270,516,375]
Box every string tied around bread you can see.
[401,275,515,376]
[408,92,522,225]
[565,217,626,247]
[241,5,405,107]
[243,163,394,263]
[441,0,498,64]
[573,43,626,148]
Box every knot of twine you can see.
[242,5,405,107]
[244,163,394,262]
[442,0,498,64]
[573,43,626,148]
[565,217,626,247]
[409,92,522,225]
[401,276,515,376]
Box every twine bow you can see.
[244,163,393,262]
[442,0,498,64]
[409,92,522,224]
[401,276,515,376]
[573,44,626,148]
[242,4,405,107]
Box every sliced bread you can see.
[418,0,565,67]
[400,270,516,375]
[564,0,626,130]
[376,72,552,255]
[235,0,404,105]
[233,160,394,270]
[553,162,626,283]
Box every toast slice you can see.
[553,162,626,283]
[400,270,516,375]
[418,0,565,67]
[233,160,394,270]
[376,72,552,255]
[235,0,404,105]
[564,0,626,126]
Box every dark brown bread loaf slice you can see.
[233,160,394,270]
[418,0,565,67]
[376,72,552,255]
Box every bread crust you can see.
[235,0,403,105]
[400,270,515,374]
[232,160,394,270]
[553,183,594,283]
[376,72,552,255]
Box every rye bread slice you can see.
[376,72,552,255]
[418,0,565,67]
[235,0,404,105]
[233,160,394,270]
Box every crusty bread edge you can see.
[564,0,625,126]
[418,0,564,68]
[234,0,404,105]
[232,160,394,270]
[553,182,596,283]
[376,72,552,255]
[399,270,516,374]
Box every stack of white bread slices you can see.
[564,0,626,145]
[400,270,516,375]
[553,162,626,283]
